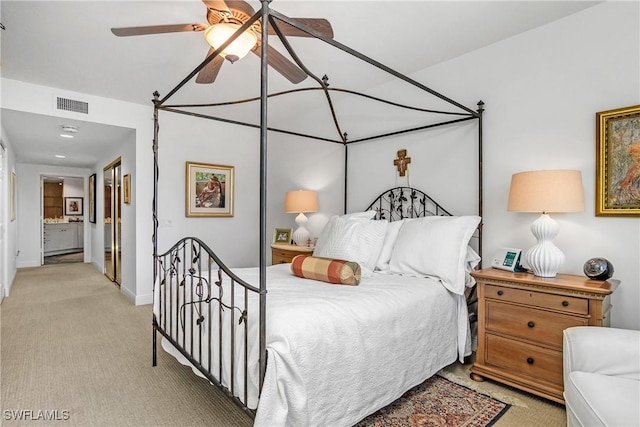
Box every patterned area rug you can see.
[356,375,510,427]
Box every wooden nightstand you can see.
[270,243,314,265]
[469,268,618,404]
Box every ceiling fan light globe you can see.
[204,23,257,62]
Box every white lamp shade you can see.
[204,23,257,62]
[507,169,584,278]
[285,190,318,214]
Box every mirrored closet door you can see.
[104,158,122,286]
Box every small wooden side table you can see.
[469,268,618,404]
[270,243,314,265]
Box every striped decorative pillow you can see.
[290,255,361,286]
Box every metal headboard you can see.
[365,187,452,221]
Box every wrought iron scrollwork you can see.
[156,237,251,337]
[366,186,451,221]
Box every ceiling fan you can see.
[111,0,334,85]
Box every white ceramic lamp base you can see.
[292,212,310,246]
[525,213,565,278]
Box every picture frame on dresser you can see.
[273,228,292,244]
[64,197,83,216]
[89,173,96,223]
[185,161,234,218]
[596,104,640,216]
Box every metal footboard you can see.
[152,237,265,417]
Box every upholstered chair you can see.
[563,326,640,427]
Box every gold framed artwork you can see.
[10,171,15,221]
[185,161,234,217]
[273,228,292,244]
[89,173,97,223]
[596,104,640,216]
[123,173,131,204]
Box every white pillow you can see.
[464,246,481,288]
[374,220,404,273]
[313,211,377,254]
[389,216,481,295]
[341,210,377,220]
[313,215,387,278]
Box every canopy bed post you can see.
[344,139,348,214]
[152,90,160,367]
[477,100,485,260]
[258,0,270,392]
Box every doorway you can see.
[42,175,86,265]
[104,158,122,286]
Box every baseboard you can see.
[135,292,153,306]
[120,285,136,304]
[4,268,17,297]
[16,260,40,268]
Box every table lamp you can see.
[285,190,318,246]
[507,170,585,277]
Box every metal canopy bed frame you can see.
[151,0,484,420]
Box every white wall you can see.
[0,127,19,298]
[348,1,640,329]
[155,111,343,266]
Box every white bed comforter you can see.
[155,263,470,427]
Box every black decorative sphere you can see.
[583,258,614,280]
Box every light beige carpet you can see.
[1,263,566,426]
[1,263,251,427]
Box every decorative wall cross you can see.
[394,149,411,177]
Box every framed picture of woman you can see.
[596,105,640,216]
[185,161,234,217]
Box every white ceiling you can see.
[1,0,600,168]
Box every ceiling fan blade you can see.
[201,0,231,16]
[268,18,334,39]
[111,23,206,37]
[196,49,225,84]
[252,45,307,84]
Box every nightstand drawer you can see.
[485,284,589,315]
[272,250,293,264]
[485,333,563,387]
[486,300,588,347]
[271,244,314,265]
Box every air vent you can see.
[56,97,89,114]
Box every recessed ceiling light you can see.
[55,155,66,158]
[61,125,78,133]
[60,125,78,138]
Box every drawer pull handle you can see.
[497,290,504,296]
[527,321,535,328]
[526,357,534,365]
[562,301,569,307]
